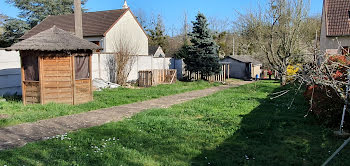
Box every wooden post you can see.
[71,56,76,105]
[20,55,26,105]
[228,64,230,79]
[39,56,44,104]
[89,55,93,101]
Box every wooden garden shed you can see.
[7,26,100,105]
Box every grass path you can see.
[0,81,349,165]
[0,81,218,128]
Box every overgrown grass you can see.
[0,81,218,128]
[0,81,348,165]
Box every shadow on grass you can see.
[191,85,350,166]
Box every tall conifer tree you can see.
[184,12,221,77]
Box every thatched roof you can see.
[7,26,101,51]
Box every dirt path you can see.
[0,81,251,150]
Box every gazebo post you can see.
[71,55,76,105]
[20,55,26,105]
[39,56,44,104]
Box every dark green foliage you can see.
[174,42,190,59]
[184,13,221,76]
[6,0,87,28]
[0,18,29,47]
[148,14,168,52]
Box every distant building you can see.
[220,55,262,80]
[149,46,166,58]
[320,0,350,55]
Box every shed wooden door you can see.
[41,56,73,104]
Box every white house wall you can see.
[0,50,22,96]
[105,10,148,55]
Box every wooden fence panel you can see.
[184,64,229,83]
[138,69,177,87]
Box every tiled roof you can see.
[149,46,159,56]
[325,0,350,36]
[21,9,128,39]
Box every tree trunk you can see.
[281,73,287,86]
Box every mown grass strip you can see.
[0,81,218,127]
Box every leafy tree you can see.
[184,12,221,77]
[0,13,8,34]
[6,0,87,28]
[0,18,29,47]
[148,14,168,52]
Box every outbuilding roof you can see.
[225,55,262,65]
[324,0,350,36]
[20,9,128,39]
[149,46,159,56]
[7,26,101,51]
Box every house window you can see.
[348,10,350,19]
[91,41,101,52]
[342,46,350,55]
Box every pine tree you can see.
[148,14,168,52]
[184,12,221,77]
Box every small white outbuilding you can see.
[220,55,262,80]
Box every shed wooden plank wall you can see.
[24,82,40,104]
[75,79,92,104]
[41,56,73,105]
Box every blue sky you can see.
[1,0,323,34]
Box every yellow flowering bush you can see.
[286,64,301,81]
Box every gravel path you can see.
[0,81,251,150]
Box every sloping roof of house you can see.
[149,46,159,56]
[20,9,129,39]
[7,26,101,51]
[225,55,262,65]
[324,0,350,36]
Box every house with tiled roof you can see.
[320,0,350,55]
[21,1,148,55]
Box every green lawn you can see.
[0,81,349,165]
[0,81,218,128]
